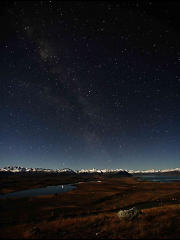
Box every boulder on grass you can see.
[117,207,141,220]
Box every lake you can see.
[0,184,76,199]
[137,175,180,183]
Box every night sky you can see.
[0,1,180,170]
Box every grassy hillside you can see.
[1,176,180,239]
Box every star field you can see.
[0,1,180,170]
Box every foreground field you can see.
[1,174,180,239]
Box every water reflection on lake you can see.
[137,175,180,183]
[0,184,76,199]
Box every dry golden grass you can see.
[1,176,180,239]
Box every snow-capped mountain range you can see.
[0,166,127,174]
[128,168,180,174]
[0,166,180,174]
[0,166,76,173]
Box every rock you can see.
[117,207,141,220]
[30,226,40,235]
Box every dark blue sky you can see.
[0,1,180,170]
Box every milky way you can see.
[0,1,180,170]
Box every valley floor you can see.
[1,174,180,239]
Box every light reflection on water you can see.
[0,184,76,199]
[0,180,103,199]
